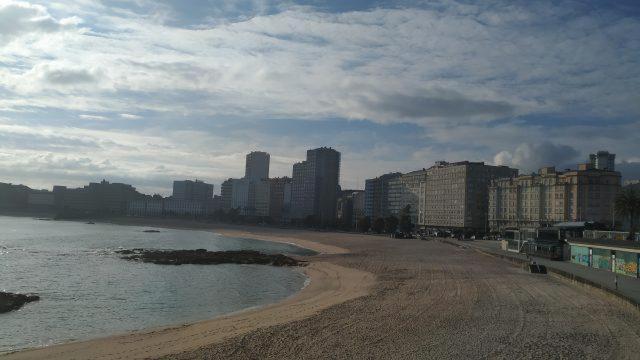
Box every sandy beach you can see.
[5,220,640,359]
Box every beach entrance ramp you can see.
[529,264,548,274]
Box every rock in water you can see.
[116,249,304,267]
[0,292,40,313]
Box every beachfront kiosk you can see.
[500,222,587,260]
[568,238,640,278]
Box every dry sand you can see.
[5,222,640,359]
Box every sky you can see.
[0,0,639,195]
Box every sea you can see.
[0,216,314,353]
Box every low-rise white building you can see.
[127,198,207,217]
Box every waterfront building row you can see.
[364,161,517,232]
[489,164,621,233]
[127,198,221,217]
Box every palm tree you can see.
[615,188,640,240]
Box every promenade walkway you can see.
[466,240,640,305]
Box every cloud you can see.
[358,90,516,122]
[0,127,101,151]
[494,142,581,172]
[119,113,142,119]
[79,114,108,121]
[0,1,639,193]
[0,1,80,45]
[617,161,640,182]
[1,1,638,124]
[42,67,99,85]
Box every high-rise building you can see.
[589,150,615,171]
[337,190,365,229]
[388,170,428,224]
[291,160,313,219]
[231,179,249,214]
[290,147,341,224]
[489,165,620,232]
[269,177,292,222]
[421,161,518,231]
[172,180,213,202]
[245,151,270,181]
[282,181,292,222]
[220,151,272,217]
[221,179,234,211]
[364,172,402,220]
[247,179,270,217]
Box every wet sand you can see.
[5,221,640,359]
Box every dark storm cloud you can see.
[363,91,516,119]
[617,161,640,182]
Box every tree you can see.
[615,187,640,240]
[372,217,385,234]
[357,216,371,233]
[384,216,399,234]
[399,205,414,233]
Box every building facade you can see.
[386,170,428,224]
[422,161,518,231]
[221,179,234,211]
[589,150,615,171]
[221,151,272,217]
[0,182,31,210]
[489,165,621,232]
[364,172,402,220]
[387,177,404,219]
[269,177,292,222]
[290,147,341,224]
[245,151,270,181]
[172,180,214,202]
[54,180,146,216]
[291,160,313,219]
[230,179,249,214]
[337,190,365,229]
[247,179,270,217]
[127,198,208,217]
[222,178,270,217]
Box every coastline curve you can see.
[3,231,374,360]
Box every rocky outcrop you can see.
[116,249,304,267]
[0,292,40,313]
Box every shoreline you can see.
[105,217,352,255]
[3,216,640,358]
[2,221,375,360]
